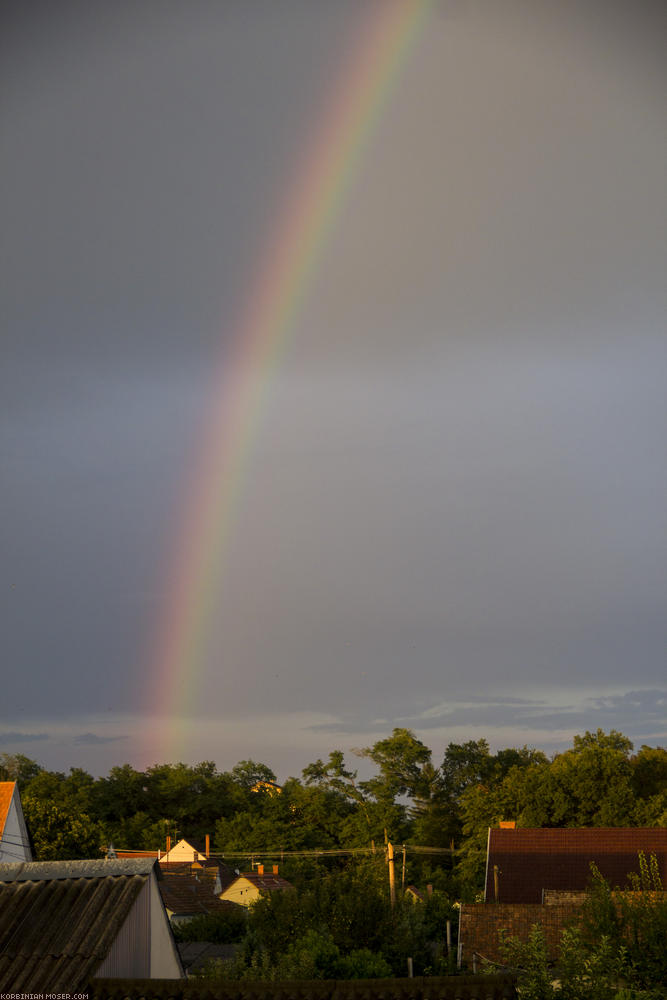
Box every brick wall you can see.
[458,903,582,967]
[542,890,587,905]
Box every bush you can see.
[172,907,247,943]
[491,854,667,999]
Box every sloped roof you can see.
[160,859,237,891]
[0,858,160,881]
[160,873,242,917]
[160,837,208,861]
[0,784,14,840]
[486,827,667,903]
[236,871,293,892]
[0,868,147,991]
[114,849,161,859]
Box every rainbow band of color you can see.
[145,0,434,763]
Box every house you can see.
[0,783,32,863]
[219,864,293,907]
[0,858,183,991]
[158,859,238,923]
[159,836,212,863]
[405,885,425,903]
[160,870,243,924]
[484,826,667,904]
[458,826,667,968]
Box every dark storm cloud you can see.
[1,0,665,774]
[1,0,356,365]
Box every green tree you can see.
[303,750,373,832]
[541,730,636,827]
[0,753,43,787]
[172,907,247,944]
[22,795,103,860]
[491,855,667,998]
[357,728,432,807]
[231,760,277,791]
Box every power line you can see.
[207,845,458,859]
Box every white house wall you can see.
[0,787,32,863]
[95,880,151,979]
[149,872,184,978]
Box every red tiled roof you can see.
[115,849,160,859]
[486,827,667,903]
[0,784,14,840]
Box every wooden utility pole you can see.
[401,844,406,891]
[387,841,396,907]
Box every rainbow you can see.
[144,0,434,763]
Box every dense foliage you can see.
[3,729,665,984]
[493,853,667,998]
[196,858,456,980]
[1,728,665,897]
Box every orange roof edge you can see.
[0,782,16,840]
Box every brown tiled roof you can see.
[160,873,241,917]
[0,783,14,840]
[160,859,237,891]
[0,868,147,991]
[238,871,293,892]
[485,827,667,903]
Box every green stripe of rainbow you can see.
[144,0,434,763]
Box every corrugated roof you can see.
[0,857,159,881]
[0,871,147,991]
[0,783,15,840]
[486,827,667,903]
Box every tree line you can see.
[1,727,665,896]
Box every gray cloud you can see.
[73,733,127,746]
[1,0,664,776]
[0,732,50,745]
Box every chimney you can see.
[427,884,433,897]
[499,820,516,829]
[166,835,171,854]
[205,834,210,857]
[273,865,279,875]
[257,864,264,875]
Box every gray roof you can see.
[178,941,239,973]
[0,864,153,991]
[0,857,159,882]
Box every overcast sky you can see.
[2,0,665,779]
